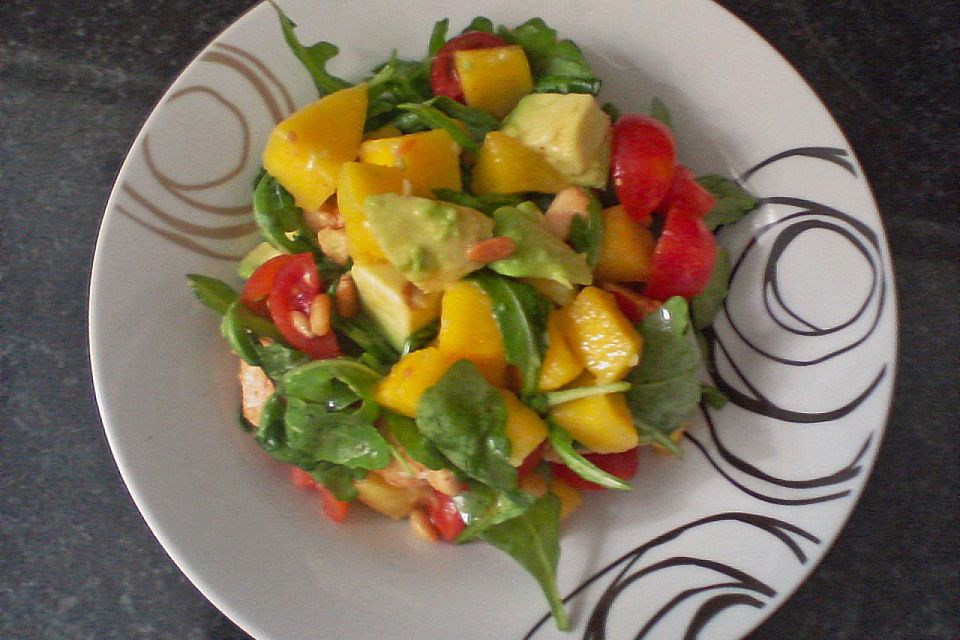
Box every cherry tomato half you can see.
[550,448,640,491]
[657,165,716,217]
[610,115,677,223]
[602,283,662,323]
[428,490,466,542]
[241,254,296,317]
[517,443,545,479]
[317,485,350,523]
[430,32,507,102]
[643,206,717,300]
[266,253,340,359]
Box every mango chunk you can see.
[337,162,405,263]
[359,129,462,197]
[437,281,506,386]
[375,347,451,418]
[471,131,570,195]
[454,46,533,118]
[499,389,549,466]
[363,124,402,140]
[351,262,441,350]
[262,84,367,211]
[354,473,428,519]
[594,205,657,282]
[519,472,582,521]
[550,392,639,454]
[560,286,643,383]
[539,312,584,391]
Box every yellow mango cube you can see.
[471,132,570,195]
[561,286,643,383]
[437,281,506,386]
[359,129,462,197]
[262,84,367,211]
[539,312,584,391]
[351,262,442,350]
[454,46,533,118]
[362,124,402,140]
[375,347,451,418]
[337,162,405,263]
[594,205,657,282]
[519,472,582,521]
[354,473,427,519]
[499,389,549,466]
[550,392,639,453]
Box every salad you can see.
[188,6,758,630]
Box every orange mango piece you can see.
[375,347,451,418]
[499,389,549,466]
[262,84,367,211]
[471,131,570,195]
[337,162,405,263]
[454,46,533,118]
[560,286,643,383]
[436,281,506,386]
[359,129,461,197]
[550,392,639,454]
[539,312,585,391]
[594,205,657,282]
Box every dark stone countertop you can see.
[1,1,956,638]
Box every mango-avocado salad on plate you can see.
[187,6,759,630]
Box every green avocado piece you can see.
[237,242,284,278]
[489,202,592,288]
[502,93,612,189]
[363,194,493,293]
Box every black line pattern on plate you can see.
[522,513,819,639]
[520,146,891,638]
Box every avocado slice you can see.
[363,194,493,293]
[350,262,442,351]
[237,242,283,278]
[501,93,612,188]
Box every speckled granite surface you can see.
[1,1,956,638]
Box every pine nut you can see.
[334,274,360,318]
[409,508,439,543]
[465,236,517,263]
[290,310,314,338]
[309,294,332,336]
[316,229,349,265]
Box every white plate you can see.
[89,1,897,638]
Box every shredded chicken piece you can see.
[239,360,275,427]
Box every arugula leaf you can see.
[567,192,605,268]
[698,175,760,231]
[539,381,630,408]
[382,411,448,470]
[397,102,480,152]
[282,358,382,422]
[221,301,269,364]
[284,398,391,470]
[498,18,599,96]
[430,96,501,138]
[253,341,311,380]
[601,101,621,123]
[401,320,440,356]
[416,360,516,490]
[690,246,730,330]
[489,203,592,288]
[186,274,238,315]
[253,174,315,255]
[470,271,552,397]
[432,189,524,217]
[625,297,701,452]
[255,393,316,467]
[332,314,400,372]
[462,16,495,34]
[428,18,449,56]
[649,97,672,129]
[454,484,535,543]
[365,54,433,132]
[547,423,632,490]
[481,493,569,630]
[269,2,351,96]
[310,462,365,501]
[701,384,728,409]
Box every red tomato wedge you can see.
[242,254,296,317]
[291,466,318,489]
[317,485,350,523]
[430,32,507,102]
[644,206,717,300]
[428,490,466,542]
[266,253,340,359]
[610,115,677,223]
[550,448,640,491]
[517,443,545,479]
[657,165,716,217]
[602,284,662,324]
